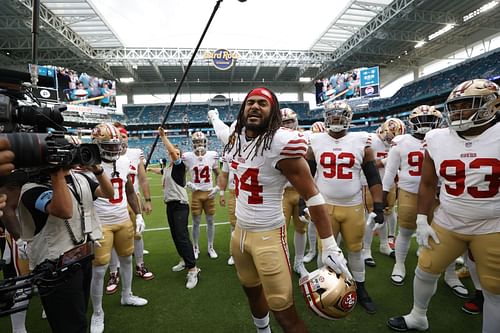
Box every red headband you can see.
[246,87,274,107]
[118,127,128,137]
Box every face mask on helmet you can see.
[299,266,357,320]
[191,131,207,154]
[444,79,500,132]
[379,118,406,145]
[323,102,352,133]
[409,105,442,135]
[280,108,299,130]
[91,123,122,162]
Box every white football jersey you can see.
[221,153,235,190]
[383,134,425,194]
[310,131,371,206]
[227,128,307,231]
[182,150,219,191]
[425,125,500,234]
[371,133,390,179]
[91,155,131,225]
[126,148,144,193]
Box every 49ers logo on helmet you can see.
[340,290,357,311]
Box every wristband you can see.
[219,190,225,196]
[320,235,337,249]
[305,193,325,207]
[93,168,104,176]
[144,198,152,202]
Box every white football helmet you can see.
[408,105,442,135]
[280,108,299,129]
[444,79,500,132]
[311,121,326,133]
[91,123,122,161]
[300,266,357,320]
[191,131,207,154]
[323,101,352,133]
[378,118,406,145]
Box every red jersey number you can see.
[231,161,263,204]
[319,152,355,179]
[407,151,424,176]
[193,165,210,183]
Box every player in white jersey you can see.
[224,87,352,333]
[182,132,220,259]
[361,118,405,267]
[388,80,500,332]
[307,100,384,314]
[88,123,148,333]
[105,124,155,295]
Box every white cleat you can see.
[444,274,469,298]
[379,244,395,258]
[121,293,148,307]
[391,263,406,286]
[41,309,47,319]
[208,247,218,259]
[227,256,235,265]
[303,250,316,263]
[90,311,104,333]
[193,246,200,260]
[186,267,201,289]
[294,262,309,279]
[172,259,186,272]
[362,249,376,267]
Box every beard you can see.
[244,116,271,133]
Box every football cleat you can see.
[293,262,309,279]
[444,274,469,299]
[227,256,235,266]
[388,236,396,250]
[391,263,406,286]
[387,314,428,332]
[208,247,218,259]
[379,244,395,258]
[106,271,120,295]
[90,311,105,333]
[462,290,484,315]
[121,293,148,307]
[186,267,201,289]
[357,284,376,314]
[136,264,155,280]
[362,249,376,267]
[303,250,317,263]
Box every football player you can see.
[307,100,383,314]
[88,123,148,333]
[225,87,351,333]
[361,118,405,266]
[182,131,220,259]
[387,80,500,332]
[280,108,309,278]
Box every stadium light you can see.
[119,77,134,83]
[428,24,455,41]
[414,41,426,48]
[463,1,499,22]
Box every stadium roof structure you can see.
[0,0,499,95]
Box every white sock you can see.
[206,215,215,247]
[10,283,28,333]
[252,313,271,333]
[229,226,235,256]
[413,267,439,310]
[119,255,133,297]
[363,217,375,250]
[388,210,397,237]
[379,214,390,247]
[192,215,202,248]
[395,227,414,265]
[482,289,500,333]
[91,264,108,314]
[348,250,365,282]
[134,238,144,266]
[307,222,317,253]
[109,248,119,273]
[294,231,307,263]
[444,261,461,283]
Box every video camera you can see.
[0,68,101,171]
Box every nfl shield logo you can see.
[465,141,472,148]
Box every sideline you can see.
[144,221,230,232]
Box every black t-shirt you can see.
[21,173,99,235]
[171,161,186,187]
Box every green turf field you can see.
[1,173,482,332]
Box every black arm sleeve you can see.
[362,160,382,188]
[307,159,317,177]
[171,161,186,187]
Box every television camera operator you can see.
[16,149,113,333]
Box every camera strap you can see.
[64,172,93,245]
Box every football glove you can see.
[207,186,220,199]
[416,214,439,249]
[321,236,353,281]
[207,109,219,124]
[185,181,199,192]
[135,214,145,235]
[16,238,28,260]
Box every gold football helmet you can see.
[379,118,406,145]
[444,79,500,131]
[280,108,299,129]
[191,131,207,154]
[300,266,357,320]
[408,105,442,134]
[323,101,353,133]
[91,123,122,161]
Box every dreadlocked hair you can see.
[224,89,282,160]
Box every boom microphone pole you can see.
[144,0,224,168]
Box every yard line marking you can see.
[144,221,230,232]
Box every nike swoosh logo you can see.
[262,236,271,241]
